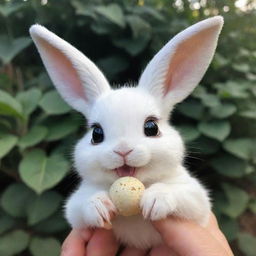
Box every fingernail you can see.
[103,221,113,230]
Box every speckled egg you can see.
[109,177,145,216]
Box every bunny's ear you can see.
[138,16,223,112]
[30,25,110,116]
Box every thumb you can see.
[153,217,230,256]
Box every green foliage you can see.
[198,120,231,141]
[19,149,69,194]
[0,230,30,256]
[0,89,23,119]
[0,36,31,64]
[29,237,61,256]
[0,0,255,255]
[1,183,34,218]
[27,191,62,225]
[95,4,126,28]
[238,233,256,256]
[18,125,48,149]
[39,91,71,115]
[0,133,17,158]
[221,183,250,218]
[16,88,42,117]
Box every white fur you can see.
[30,16,223,249]
[29,24,110,116]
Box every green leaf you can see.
[71,0,96,18]
[0,134,17,158]
[210,103,237,119]
[239,110,256,119]
[212,191,227,217]
[213,53,229,67]
[221,183,249,218]
[214,81,250,99]
[39,90,71,115]
[211,154,248,178]
[0,3,25,17]
[29,237,61,256]
[45,116,80,141]
[177,100,204,120]
[97,55,129,77]
[126,15,151,38]
[246,72,256,81]
[0,230,29,256]
[192,86,207,98]
[113,34,150,56]
[223,138,252,160]
[0,211,15,235]
[1,183,34,218]
[33,212,68,234]
[233,63,250,73]
[16,88,42,116]
[245,165,255,175]
[0,89,23,119]
[175,124,200,142]
[0,120,12,134]
[129,6,164,21]
[193,136,220,155]
[90,19,117,35]
[238,233,256,256]
[19,149,70,194]
[95,4,125,28]
[0,36,31,64]
[248,200,256,214]
[50,134,76,156]
[18,126,48,149]
[200,94,220,107]
[219,216,239,241]
[198,120,231,141]
[27,191,62,225]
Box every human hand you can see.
[61,212,234,256]
[61,228,119,256]
[152,212,234,256]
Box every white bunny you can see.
[30,16,223,249]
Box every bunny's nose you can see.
[114,149,133,157]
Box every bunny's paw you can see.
[140,185,177,221]
[82,192,117,228]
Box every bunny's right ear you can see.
[30,25,110,116]
[138,16,223,115]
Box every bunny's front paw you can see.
[140,184,176,221]
[83,192,117,228]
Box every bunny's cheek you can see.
[126,147,151,168]
[98,151,123,169]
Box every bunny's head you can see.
[30,17,223,186]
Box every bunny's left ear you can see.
[30,25,110,117]
[138,16,223,113]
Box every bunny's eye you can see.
[144,119,159,137]
[91,125,104,144]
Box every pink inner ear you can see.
[164,25,218,96]
[39,38,85,100]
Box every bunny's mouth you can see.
[115,165,136,177]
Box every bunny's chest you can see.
[112,215,162,249]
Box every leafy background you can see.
[0,0,255,255]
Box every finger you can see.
[86,228,119,256]
[61,229,92,256]
[149,244,177,256]
[153,217,231,256]
[206,213,232,252]
[120,247,148,256]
